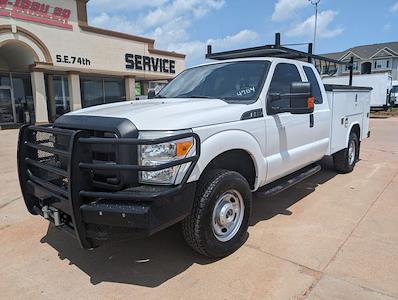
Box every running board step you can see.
[255,164,322,198]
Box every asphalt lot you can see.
[1,118,397,300]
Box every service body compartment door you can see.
[328,89,369,155]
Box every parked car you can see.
[18,48,371,258]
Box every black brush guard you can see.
[17,124,200,248]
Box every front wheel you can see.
[333,132,359,173]
[182,169,252,258]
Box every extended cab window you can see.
[268,63,302,109]
[157,61,270,102]
[303,66,323,104]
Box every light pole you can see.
[309,0,320,53]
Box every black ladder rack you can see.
[206,32,354,85]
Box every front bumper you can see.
[17,124,200,248]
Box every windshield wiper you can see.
[175,95,214,99]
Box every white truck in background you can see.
[323,72,393,110]
[18,43,372,258]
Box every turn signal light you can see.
[307,97,315,109]
[176,140,193,157]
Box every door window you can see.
[53,76,70,118]
[268,63,302,109]
[12,73,34,124]
[0,89,14,123]
[303,66,323,104]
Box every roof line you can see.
[339,50,362,61]
[369,47,398,59]
[79,24,155,45]
[323,41,398,61]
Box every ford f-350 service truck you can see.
[18,40,372,258]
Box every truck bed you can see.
[325,84,372,155]
[324,84,374,91]
[323,73,392,108]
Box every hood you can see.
[65,98,252,130]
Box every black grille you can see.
[87,131,120,189]
[21,126,137,207]
[35,131,70,172]
[21,127,74,207]
[18,124,200,248]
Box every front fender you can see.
[188,130,266,190]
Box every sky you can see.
[87,0,398,66]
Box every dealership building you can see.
[0,0,185,126]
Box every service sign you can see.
[0,0,72,30]
[125,53,176,74]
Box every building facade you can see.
[319,42,398,80]
[0,0,185,126]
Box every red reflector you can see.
[307,97,315,109]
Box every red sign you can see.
[0,0,72,30]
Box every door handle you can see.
[310,114,314,128]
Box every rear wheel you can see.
[182,169,252,258]
[333,132,359,173]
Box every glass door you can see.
[0,87,14,124]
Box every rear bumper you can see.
[17,124,200,248]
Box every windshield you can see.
[158,61,270,102]
[392,86,398,93]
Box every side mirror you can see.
[268,82,314,115]
[148,90,156,99]
[289,82,314,114]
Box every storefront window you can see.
[104,78,125,103]
[53,76,70,118]
[45,75,70,122]
[135,82,142,96]
[0,88,14,124]
[12,73,34,124]
[0,73,11,86]
[81,76,125,108]
[80,77,103,108]
[149,81,167,94]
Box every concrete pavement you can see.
[0,118,397,299]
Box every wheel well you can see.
[203,150,256,189]
[351,124,361,140]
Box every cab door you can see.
[264,62,314,183]
[302,65,330,159]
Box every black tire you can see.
[182,169,252,258]
[333,132,359,173]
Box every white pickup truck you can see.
[18,55,371,258]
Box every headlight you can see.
[138,130,195,185]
